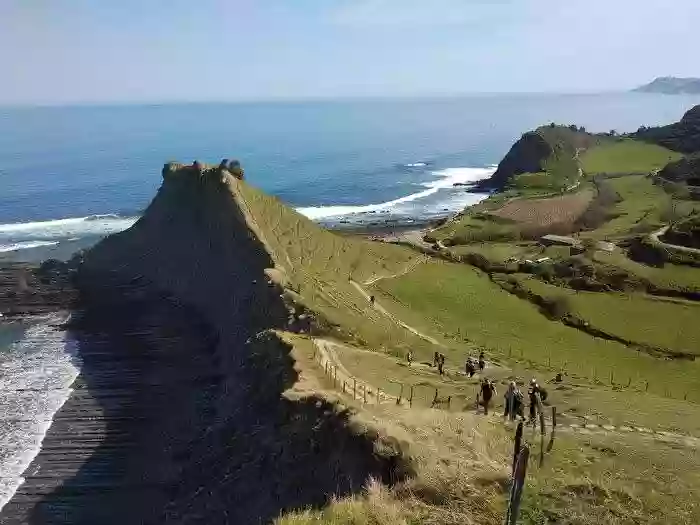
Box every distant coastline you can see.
[633,76,700,95]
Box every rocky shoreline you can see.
[0,162,407,523]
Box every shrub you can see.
[541,295,572,320]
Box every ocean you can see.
[1,92,700,509]
[2,93,700,259]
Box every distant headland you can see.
[633,77,700,94]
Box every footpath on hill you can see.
[313,266,700,450]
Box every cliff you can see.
[477,125,597,191]
[1,161,411,525]
[633,77,700,94]
[635,105,700,153]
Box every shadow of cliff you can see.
[23,276,408,525]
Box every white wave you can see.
[296,166,494,220]
[0,314,79,510]
[405,162,427,168]
[0,215,138,245]
[0,241,60,254]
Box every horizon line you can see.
[0,89,653,110]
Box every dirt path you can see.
[311,338,700,449]
[650,226,700,256]
[349,278,446,348]
[363,255,429,286]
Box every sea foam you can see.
[0,215,138,253]
[296,166,494,220]
[0,315,79,510]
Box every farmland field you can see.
[490,189,594,227]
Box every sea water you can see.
[2,93,700,255]
[0,316,79,509]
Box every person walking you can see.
[437,353,445,376]
[369,295,375,306]
[480,379,497,415]
[406,350,413,367]
[504,381,523,421]
[465,358,476,377]
[433,351,440,368]
[528,379,541,424]
[478,351,486,372]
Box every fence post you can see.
[512,421,524,475]
[610,370,614,385]
[505,445,530,525]
[342,381,346,394]
[363,385,368,404]
[397,384,404,405]
[547,406,557,453]
[645,381,649,392]
[409,385,414,408]
[539,408,546,467]
[354,378,357,399]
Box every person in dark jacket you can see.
[480,379,497,415]
[465,358,476,377]
[478,351,486,371]
[528,379,541,424]
[437,353,445,375]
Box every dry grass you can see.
[280,332,513,525]
[490,189,594,228]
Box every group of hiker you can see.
[465,350,486,377]
[414,347,548,423]
[491,378,547,423]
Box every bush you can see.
[541,295,572,320]
[533,263,555,282]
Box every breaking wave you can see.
[296,166,494,220]
[0,215,138,253]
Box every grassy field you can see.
[523,431,700,524]
[370,260,700,402]
[234,176,700,524]
[234,179,434,356]
[593,250,700,291]
[517,275,700,355]
[582,174,672,239]
[580,139,682,175]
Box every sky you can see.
[0,0,698,105]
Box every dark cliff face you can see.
[2,165,408,525]
[635,105,700,153]
[659,153,700,186]
[478,131,553,190]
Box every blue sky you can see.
[1,0,698,104]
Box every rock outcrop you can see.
[0,161,406,525]
[479,131,552,190]
[477,125,596,191]
[635,105,700,153]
